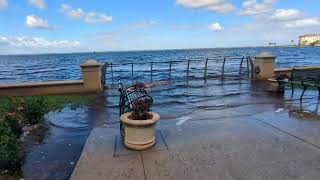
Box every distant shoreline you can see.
[0,45,318,57]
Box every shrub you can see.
[0,133,22,172]
[0,97,20,118]
[21,97,47,125]
[0,114,22,138]
[0,95,92,173]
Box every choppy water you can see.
[1,47,320,179]
[0,47,320,84]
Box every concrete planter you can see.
[120,112,160,150]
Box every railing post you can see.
[239,56,244,78]
[187,59,190,81]
[248,56,254,78]
[131,62,134,84]
[111,62,114,84]
[204,58,208,82]
[150,61,153,82]
[246,57,250,77]
[221,57,226,78]
[101,62,107,86]
[169,60,172,79]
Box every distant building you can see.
[299,34,320,46]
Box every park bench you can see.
[275,68,320,101]
[118,81,153,134]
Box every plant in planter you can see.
[120,98,160,150]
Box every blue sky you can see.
[0,0,320,54]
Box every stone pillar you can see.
[253,52,276,80]
[81,60,104,92]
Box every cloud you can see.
[128,21,159,30]
[176,0,236,14]
[262,9,320,28]
[285,18,320,28]
[0,36,80,48]
[239,0,320,29]
[25,15,53,29]
[0,0,8,10]
[240,0,276,15]
[269,9,303,21]
[28,0,46,9]
[60,4,85,19]
[84,12,113,24]
[209,22,223,32]
[60,4,112,24]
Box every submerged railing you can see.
[101,56,254,85]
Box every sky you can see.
[0,0,320,54]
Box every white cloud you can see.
[206,3,236,14]
[28,0,46,9]
[177,0,236,14]
[60,4,70,12]
[25,15,53,29]
[240,0,276,15]
[239,0,320,29]
[0,0,8,10]
[84,12,112,24]
[60,4,112,24]
[270,9,303,21]
[209,22,223,32]
[69,8,85,19]
[285,18,320,28]
[0,36,80,48]
[128,21,159,30]
[60,4,85,19]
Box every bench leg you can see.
[318,87,320,101]
[300,85,308,101]
[291,83,294,95]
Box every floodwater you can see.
[0,47,319,179]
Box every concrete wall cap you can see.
[81,60,100,67]
[255,52,276,58]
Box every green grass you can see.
[0,95,94,118]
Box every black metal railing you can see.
[101,56,254,85]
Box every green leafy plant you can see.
[0,114,22,138]
[21,97,47,125]
[0,95,93,173]
[0,133,22,172]
[0,115,23,172]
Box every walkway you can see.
[71,88,320,180]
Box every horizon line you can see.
[0,45,301,56]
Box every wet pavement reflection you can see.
[20,79,320,179]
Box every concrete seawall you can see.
[0,80,85,96]
[0,60,105,96]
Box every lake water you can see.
[1,47,320,179]
[0,47,320,84]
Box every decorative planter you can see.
[120,112,160,150]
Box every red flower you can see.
[17,106,24,112]
[5,112,16,118]
[134,83,146,89]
